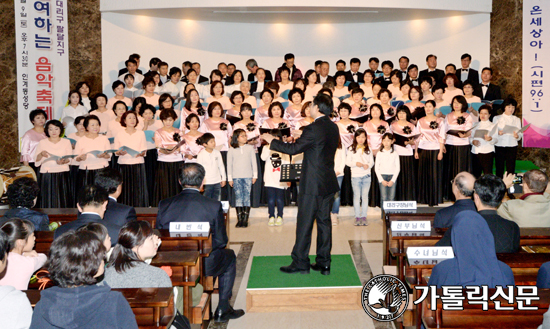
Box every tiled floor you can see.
[208,205,395,329]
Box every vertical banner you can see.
[523,1,550,148]
[14,0,69,145]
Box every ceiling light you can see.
[212,10,379,14]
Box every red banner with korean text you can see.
[523,0,550,148]
[14,0,69,145]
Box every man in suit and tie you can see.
[218,62,234,86]
[407,64,420,86]
[336,59,346,72]
[192,62,209,84]
[156,164,244,323]
[474,67,502,101]
[118,53,143,77]
[262,94,340,275]
[54,185,121,245]
[433,172,476,229]
[368,57,383,77]
[245,58,273,82]
[94,168,137,227]
[398,56,410,81]
[317,61,334,84]
[374,60,394,89]
[345,58,364,83]
[459,53,480,87]
[419,54,445,84]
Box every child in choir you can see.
[304,70,322,102]
[76,81,92,111]
[140,104,162,204]
[415,100,446,206]
[206,81,232,110]
[375,133,400,206]
[360,69,375,99]
[226,91,244,123]
[444,95,474,200]
[0,219,47,290]
[197,133,227,201]
[107,101,128,139]
[378,89,396,122]
[182,113,204,163]
[34,120,74,208]
[106,80,132,110]
[182,89,206,125]
[74,115,111,192]
[161,67,184,97]
[391,106,418,202]
[471,105,499,177]
[261,131,290,226]
[333,71,348,98]
[387,70,403,99]
[346,129,374,226]
[153,109,184,204]
[395,81,411,102]
[114,111,148,207]
[61,90,88,136]
[20,109,47,175]
[141,76,160,107]
[228,129,258,228]
[364,104,389,207]
[331,138,346,226]
[367,84,382,106]
[284,89,305,129]
[89,93,115,134]
[493,98,522,179]
[443,74,464,103]
[254,89,274,126]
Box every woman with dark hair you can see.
[261,101,290,130]
[114,111,148,207]
[34,120,74,208]
[405,86,425,121]
[107,100,128,140]
[471,105,499,178]
[76,81,92,111]
[336,103,359,207]
[277,66,293,96]
[77,222,112,254]
[74,115,111,192]
[157,93,179,119]
[395,81,411,102]
[226,90,245,122]
[419,76,434,101]
[387,70,403,99]
[240,81,257,107]
[360,69,375,99]
[31,230,138,329]
[378,89,396,123]
[89,93,115,134]
[140,104,162,205]
[415,100,446,206]
[153,109,184,204]
[107,80,132,111]
[364,104,389,208]
[3,177,50,231]
[0,218,47,290]
[102,221,171,288]
[390,106,418,202]
[284,88,305,130]
[253,89,273,127]
[225,69,244,95]
[160,66,184,98]
[141,76,160,107]
[304,70,321,102]
[182,89,206,125]
[206,81,232,111]
[444,95,474,200]
[346,129,374,226]
[294,101,314,131]
[493,97,522,179]
[131,96,148,114]
[443,73,464,104]
[333,71,348,98]
[182,113,204,163]
[61,90,88,136]
[20,109,47,174]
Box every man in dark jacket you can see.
[156,163,244,323]
[433,172,476,229]
[275,53,303,82]
[262,94,340,275]
[94,168,137,227]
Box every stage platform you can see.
[246,254,363,313]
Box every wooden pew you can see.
[25,288,175,328]
[422,288,550,328]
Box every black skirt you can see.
[144,149,158,207]
[76,167,105,196]
[368,154,381,207]
[153,161,183,206]
[396,155,417,201]
[443,144,472,200]
[339,166,354,206]
[417,149,444,206]
[70,165,79,197]
[39,171,74,208]
[119,163,149,207]
[109,155,120,172]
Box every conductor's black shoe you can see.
[280,265,310,274]
[310,263,331,275]
[213,306,245,323]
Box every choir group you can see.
[18,52,523,226]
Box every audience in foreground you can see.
[156,163,244,322]
[94,168,137,227]
[1,177,50,231]
[433,172,476,228]
[31,230,138,329]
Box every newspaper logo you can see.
[362,274,409,321]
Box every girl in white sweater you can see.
[375,133,400,207]
[330,139,346,225]
[346,129,374,226]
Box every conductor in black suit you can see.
[94,168,137,227]
[155,164,244,323]
[262,94,340,275]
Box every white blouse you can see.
[470,120,499,154]
[492,114,522,147]
[61,105,88,136]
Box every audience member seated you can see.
[0,218,47,290]
[537,261,550,289]
[155,163,244,323]
[31,230,138,329]
[436,175,520,253]
[428,211,515,288]
[1,177,49,231]
[0,230,32,329]
[100,221,171,288]
[433,172,476,228]
[77,222,112,258]
[498,169,550,227]
[94,168,137,227]
[54,185,122,245]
